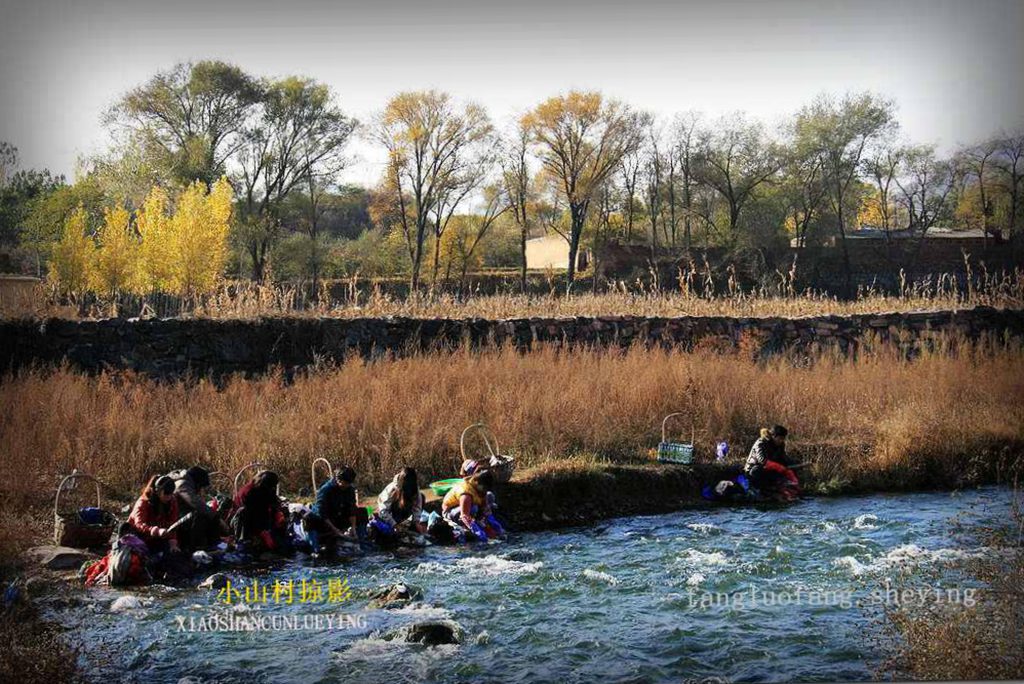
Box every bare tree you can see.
[782,145,829,249]
[499,121,533,292]
[994,133,1024,240]
[896,145,956,242]
[694,114,782,243]
[619,146,642,243]
[959,138,1001,244]
[429,150,492,287]
[640,123,665,256]
[372,90,493,291]
[235,76,356,281]
[670,112,702,251]
[524,91,647,290]
[454,185,510,291]
[794,93,896,293]
[863,146,905,239]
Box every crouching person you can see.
[231,470,291,555]
[128,475,181,555]
[743,425,800,501]
[303,466,367,555]
[169,466,230,552]
[369,467,427,545]
[440,471,504,542]
[128,474,195,581]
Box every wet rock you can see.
[23,575,52,599]
[367,582,423,609]
[382,619,463,646]
[25,545,99,571]
[110,595,146,612]
[198,573,232,591]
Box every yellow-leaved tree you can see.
[47,178,234,297]
[49,207,94,296]
[90,206,140,296]
[171,178,233,295]
[136,186,176,292]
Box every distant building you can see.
[524,235,589,271]
[791,226,991,249]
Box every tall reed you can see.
[2,336,1021,513]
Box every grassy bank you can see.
[0,337,1021,684]
[2,335,1022,536]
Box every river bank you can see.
[9,451,1021,568]
[11,487,1020,684]
[4,456,1021,684]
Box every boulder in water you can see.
[110,595,146,613]
[383,619,463,646]
[24,545,99,571]
[367,582,423,609]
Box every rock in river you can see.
[381,619,463,646]
[198,573,232,591]
[367,582,423,609]
[24,545,99,571]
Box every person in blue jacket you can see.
[303,466,367,554]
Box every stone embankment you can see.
[1,306,1021,377]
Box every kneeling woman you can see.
[231,470,291,554]
[440,471,504,541]
[369,467,427,544]
[128,475,181,555]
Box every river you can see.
[44,487,1014,683]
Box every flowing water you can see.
[45,487,1014,683]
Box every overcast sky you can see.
[1,0,1022,186]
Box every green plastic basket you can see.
[656,441,694,465]
[429,478,463,497]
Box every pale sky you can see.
[1,0,1022,186]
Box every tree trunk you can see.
[519,227,528,293]
[566,203,586,293]
[250,244,265,283]
[835,202,852,297]
[410,225,425,292]
[432,233,442,287]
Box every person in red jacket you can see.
[128,475,181,554]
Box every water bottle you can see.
[716,441,729,462]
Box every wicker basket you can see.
[310,457,334,492]
[53,472,117,548]
[460,423,515,483]
[233,462,268,496]
[656,413,695,465]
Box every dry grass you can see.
[1,337,1022,525]
[2,267,1022,321]
[882,502,1024,680]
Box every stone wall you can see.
[2,306,1022,378]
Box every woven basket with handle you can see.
[53,471,117,548]
[460,423,515,483]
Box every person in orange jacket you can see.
[128,475,181,554]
